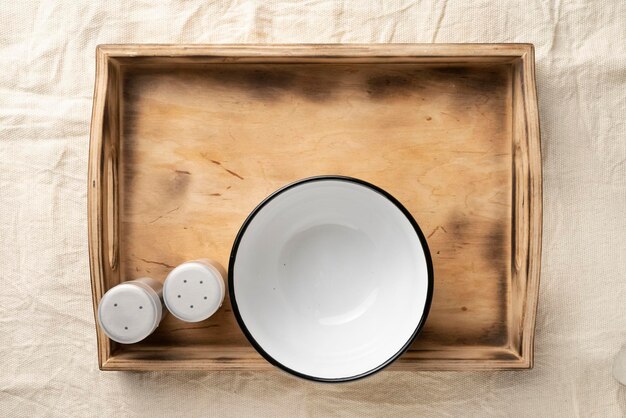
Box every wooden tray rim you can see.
[88,43,542,371]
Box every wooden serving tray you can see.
[88,44,541,371]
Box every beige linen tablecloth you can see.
[1,1,625,416]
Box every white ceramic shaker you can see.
[163,259,226,322]
[97,277,165,344]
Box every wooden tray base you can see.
[88,45,542,371]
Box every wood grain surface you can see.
[88,44,541,371]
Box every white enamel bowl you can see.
[229,177,433,382]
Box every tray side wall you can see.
[509,47,542,368]
[89,49,124,369]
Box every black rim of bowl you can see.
[228,175,434,382]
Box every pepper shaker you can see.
[97,277,164,344]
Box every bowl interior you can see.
[231,178,431,380]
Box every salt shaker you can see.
[97,277,164,344]
[163,259,226,322]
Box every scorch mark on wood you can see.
[137,257,174,269]
[427,225,448,238]
[148,206,180,224]
[208,158,244,180]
